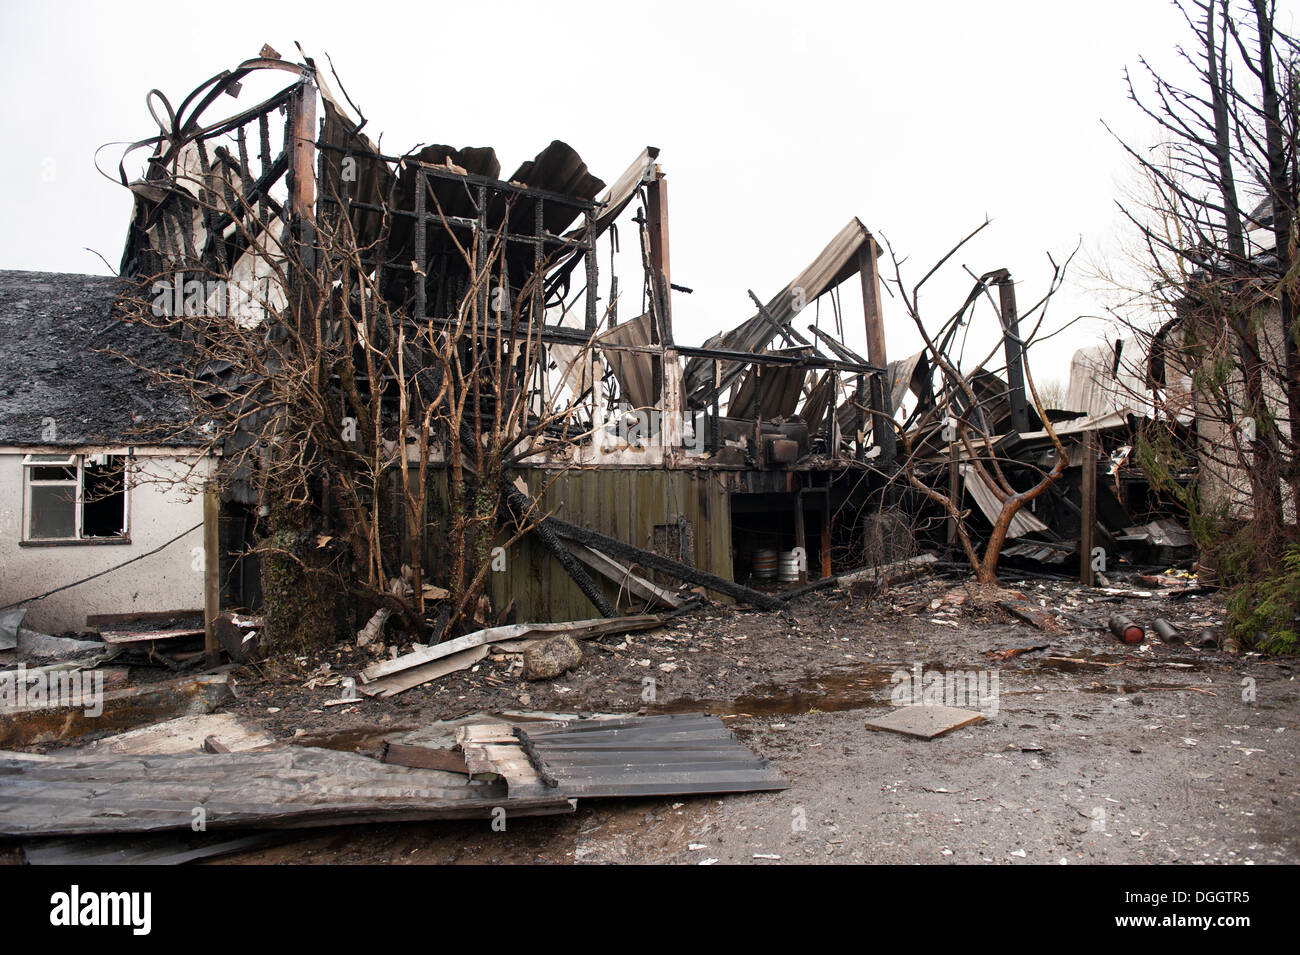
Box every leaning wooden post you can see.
[857,235,896,465]
[947,425,960,553]
[1079,430,1097,586]
[203,486,221,666]
[996,272,1030,435]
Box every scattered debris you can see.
[358,616,662,693]
[997,600,1060,633]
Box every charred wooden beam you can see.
[857,238,896,465]
[996,272,1030,434]
[1080,429,1097,587]
[0,674,234,749]
[544,515,787,613]
[501,484,616,618]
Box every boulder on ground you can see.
[522,635,584,681]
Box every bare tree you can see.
[1107,0,1300,574]
[884,223,1075,586]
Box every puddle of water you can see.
[293,724,418,754]
[653,663,902,718]
[1077,683,1215,695]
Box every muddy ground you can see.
[206,567,1298,864]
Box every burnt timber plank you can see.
[546,517,786,612]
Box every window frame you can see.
[21,452,132,545]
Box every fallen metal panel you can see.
[888,350,928,415]
[960,465,1049,539]
[514,713,787,798]
[600,311,658,408]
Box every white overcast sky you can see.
[3,0,1293,387]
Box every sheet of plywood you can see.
[864,706,986,740]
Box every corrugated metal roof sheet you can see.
[514,713,789,797]
[683,219,872,404]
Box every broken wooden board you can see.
[569,544,684,609]
[98,627,204,646]
[358,615,662,685]
[358,645,488,698]
[380,742,469,774]
[835,554,938,589]
[455,722,557,798]
[0,673,234,748]
[71,713,274,756]
[0,746,576,837]
[864,705,986,740]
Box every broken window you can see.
[23,454,129,542]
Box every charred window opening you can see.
[83,456,128,538]
[22,454,129,542]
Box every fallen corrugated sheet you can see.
[1117,519,1194,548]
[1000,540,1074,564]
[0,746,575,837]
[888,350,928,417]
[729,346,812,419]
[514,713,789,797]
[21,831,294,866]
